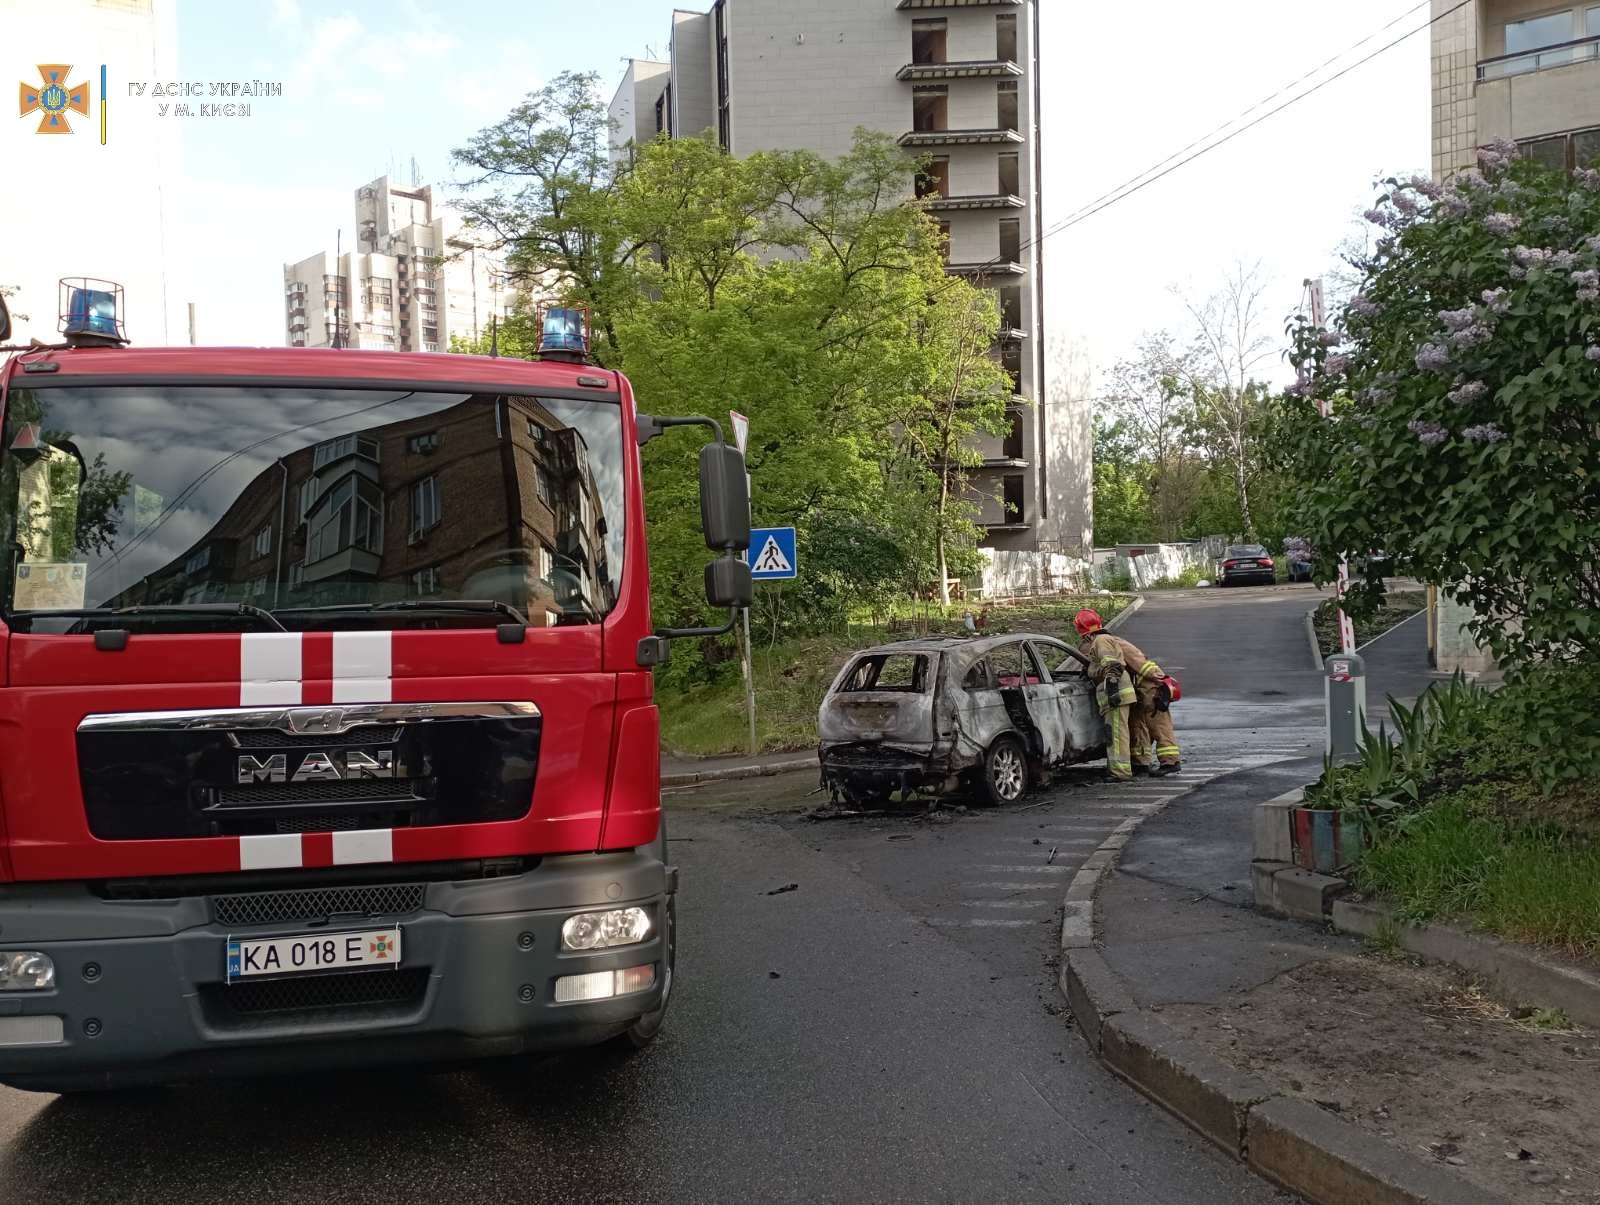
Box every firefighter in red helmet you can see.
[1075,609,1182,780]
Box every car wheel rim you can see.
[992,748,1024,800]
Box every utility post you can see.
[730,410,757,757]
[1305,278,1364,760]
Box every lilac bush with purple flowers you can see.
[1282,151,1600,663]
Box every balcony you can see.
[897,0,1020,7]
[897,60,1022,82]
[945,260,1026,279]
[922,193,1024,212]
[1478,34,1600,81]
[899,128,1024,148]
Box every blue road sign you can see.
[747,526,798,580]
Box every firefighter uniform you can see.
[1104,633,1182,773]
[1080,630,1138,781]
[1076,610,1182,781]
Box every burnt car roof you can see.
[844,633,1075,660]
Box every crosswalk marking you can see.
[927,917,1036,929]
[960,881,1060,891]
[970,864,1070,874]
[963,898,1050,909]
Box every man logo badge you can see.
[236,750,397,784]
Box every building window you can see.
[409,475,441,537]
[546,609,562,628]
[1517,124,1600,172]
[997,285,1023,330]
[913,85,948,133]
[996,13,1018,62]
[997,80,1019,132]
[536,465,556,508]
[912,18,948,65]
[539,545,555,584]
[527,419,547,443]
[999,217,1021,263]
[998,152,1020,197]
[407,431,440,455]
[1484,6,1600,76]
[1002,340,1023,395]
[409,565,442,596]
[916,156,950,199]
[308,476,383,563]
[252,525,272,559]
[1003,475,1025,523]
[288,561,304,589]
[185,546,210,575]
[715,0,731,150]
[1003,410,1024,460]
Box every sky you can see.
[2,0,1431,386]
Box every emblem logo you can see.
[236,749,397,784]
[19,64,89,134]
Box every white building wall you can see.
[671,10,715,139]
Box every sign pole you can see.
[731,412,758,757]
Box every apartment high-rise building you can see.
[611,0,1092,557]
[283,176,513,353]
[1432,0,1600,179]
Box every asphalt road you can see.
[0,585,1326,1205]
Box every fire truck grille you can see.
[212,882,426,927]
[207,968,429,1016]
[273,813,363,833]
[216,779,420,807]
[233,725,403,749]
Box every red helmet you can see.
[1074,609,1103,636]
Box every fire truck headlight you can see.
[560,907,653,952]
[0,953,55,991]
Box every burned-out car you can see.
[817,635,1110,805]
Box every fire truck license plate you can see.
[226,928,402,981]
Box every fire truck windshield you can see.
[0,385,625,633]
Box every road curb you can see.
[1103,594,1146,632]
[1304,608,1325,671]
[1055,788,1512,1204]
[661,755,816,788]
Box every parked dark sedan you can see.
[1218,544,1277,586]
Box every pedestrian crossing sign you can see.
[746,526,798,580]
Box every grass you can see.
[1143,565,1210,590]
[658,593,1133,757]
[1312,590,1426,657]
[1356,797,1600,958]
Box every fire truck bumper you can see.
[0,849,674,1093]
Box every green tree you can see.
[1285,145,1600,662]
[1090,416,1150,545]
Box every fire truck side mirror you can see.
[705,556,753,610]
[698,443,750,552]
[0,293,10,342]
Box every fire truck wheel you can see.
[618,891,675,1050]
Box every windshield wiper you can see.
[19,603,287,632]
[273,600,530,627]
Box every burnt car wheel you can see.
[980,735,1029,806]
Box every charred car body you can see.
[817,635,1110,805]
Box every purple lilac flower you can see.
[1513,246,1554,267]
[1482,212,1520,236]
[1392,191,1420,217]
[1407,174,1442,200]
[1360,385,1393,405]
[1551,250,1578,271]
[1437,307,1477,331]
[1364,207,1392,228]
[1461,424,1506,444]
[1480,288,1511,314]
[1285,379,1310,399]
[1587,345,1600,363]
[1478,139,1520,174]
[1578,168,1600,191]
[1415,343,1452,371]
[1315,330,1340,348]
[1440,195,1471,218]
[1448,379,1489,405]
[1408,419,1449,446]
[1450,323,1492,349]
[1322,353,1351,377]
[1508,266,1528,280]
[1580,288,1600,303]
[1573,268,1600,290]
[1348,294,1378,319]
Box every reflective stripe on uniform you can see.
[1138,660,1163,680]
[1107,707,1132,779]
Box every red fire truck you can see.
[0,288,750,1091]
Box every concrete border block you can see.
[660,754,817,787]
[1248,1096,1511,1205]
[1304,609,1325,671]
[1251,860,1293,910]
[1329,898,1385,939]
[1253,789,1303,863]
[1103,595,1146,632]
[1269,867,1345,921]
[1060,948,1136,1053]
[1101,1011,1275,1159]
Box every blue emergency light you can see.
[538,305,590,358]
[59,278,127,345]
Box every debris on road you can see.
[765,883,799,896]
